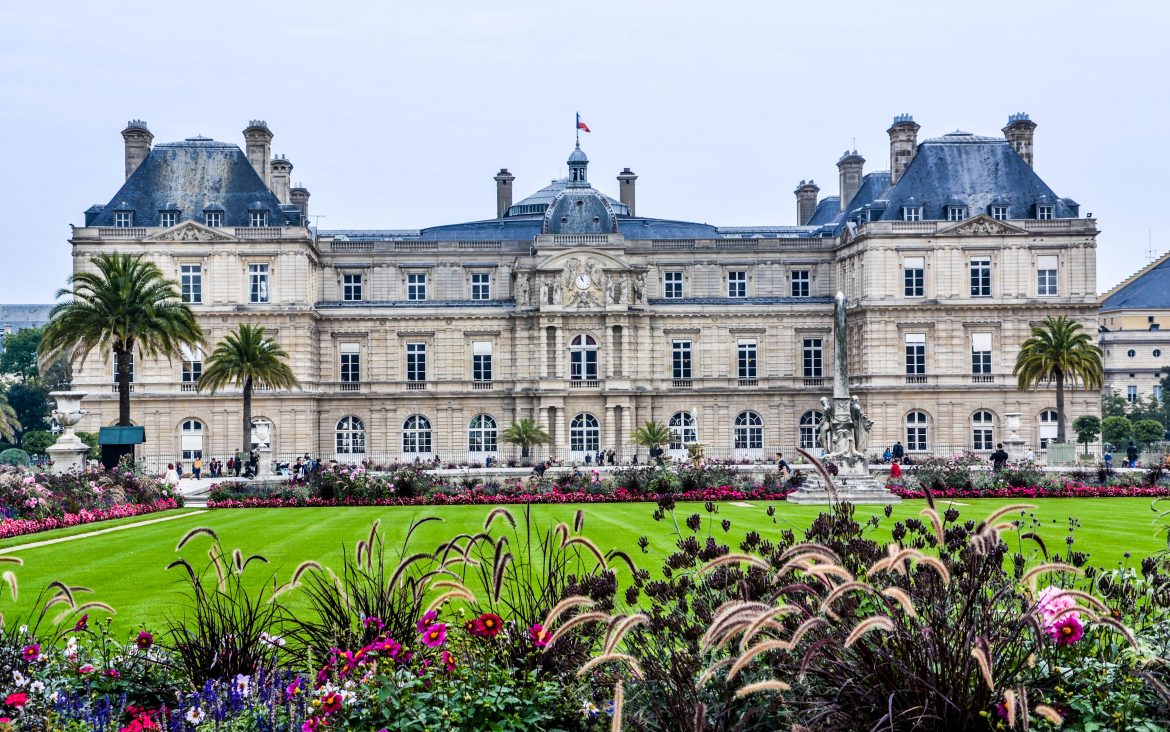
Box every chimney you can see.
[794,180,820,225]
[290,186,310,221]
[243,120,274,187]
[121,120,153,179]
[617,168,638,216]
[493,168,514,218]
[887,114,920,185]
[270,155,293,203]
[836,152,865,212]
[1003,113,1037,167]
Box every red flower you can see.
[475,613,502,639]
[4,693,27,708]
[136,630,153,650]
[74,614,89,632]
[529,623,551,648]
[20,644,39,662]
[441,650,456,671]
[321,691,343,714]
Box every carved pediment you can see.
[938,215,1027,237]
[147,221,235,242]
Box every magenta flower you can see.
[420,622,447,648]
[529,623,551,648]
[363,616,384,631]
[20,644,39,662]
[416,609,438,633]
[136,630,153,650]
[73,614,88,632]
[1049,614,1084,645]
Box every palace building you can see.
[68,115,1099,464]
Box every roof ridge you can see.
[1100,249,1170,306]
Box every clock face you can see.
[575,273,592,290]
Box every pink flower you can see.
[78,664,95,674]
[363,616,384,631]
[73,614,89,632]
[420,623,447,648]
[416,609,438,633]
[136,631,153,650]
[20,644,39,662]
[1049,614,1084,645]
[529,623,551,648]
[441,650,456,671]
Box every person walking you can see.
[193,457,203,480]
[775,452,791,478]
[163,463,180,486]
[1127,441,1140,468]
[176,459,184,480]
[892,442,904,462]
[990,443,1009,472]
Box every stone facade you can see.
[1100,253,1170,403]
[67,115,1099,464]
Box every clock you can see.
[575,273,592,290]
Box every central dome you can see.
[542,187,618,235]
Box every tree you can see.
[1134,419,1165,447]
[1071,415,1101,454]
[632,420,673,453]
[500,418,550,461]
[0,393,19,444]
[77,431,100,460]
[1013,316,1103,443]
[3,384,49,440]
[0,327,41,382]
[1101,416,1133,449]
[39,253,203,426]
[1102,393,1130,419]
[198,324,298,454]
[20,430,56,456]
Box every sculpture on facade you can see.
[633,272,646,303]
[515,274,530,305]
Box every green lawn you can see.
[5,498,1167,636]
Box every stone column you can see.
[605,405,616,452]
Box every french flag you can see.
[576,112,591,133]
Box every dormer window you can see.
[204,211,223,227]
[113,211,133,228]
[990,206,1009,221]
[901,206,922,222]
[1036,205,1054,220]
[946,205,967,222]
[248,211,268,227]
[159,211,178,228]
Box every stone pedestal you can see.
[786,464,901,505]
[258,446,275,477]
[47,391,90,475]
[1002,412,1026,461]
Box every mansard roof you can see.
[1101,254,1170,312]
[85,137,296,227]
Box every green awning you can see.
[98,426,146,446]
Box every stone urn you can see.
[47,391,90,474]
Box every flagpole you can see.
[575,111,579,146]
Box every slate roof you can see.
[505,177,629,217]
[0,304,54,327]
[1101,256,1170,311]
[85,138,297,227]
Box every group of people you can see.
[167,450,262,482]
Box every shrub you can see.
[19,431,56,456]
[0,449,29,467]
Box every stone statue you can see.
[515,275,530,305]
[551,278,562,305]
[633,273,646,303]
[539,278,550,305]
[850,396,873,453]
[818,397,833,453]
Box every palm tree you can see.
[631,420,673,455]
[39,253,203,426]
[198,324,298,454]
[1013,315,1103,443]
[501,418,549,461]
[0,394,20,444]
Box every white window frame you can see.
[990,206,1009,221]
[906,411,928,452]
[113,352,135,383]
[970,257,991,297]
[342,273,363,302]
[336,416,366,456]
[113,211,133,228]
[790,270,810,297]
[903,257,925,298]
[570,413,600,453]
[248,263,270,303]
[204,211,223,227]
[1037,205,1054,220]
[405,342,426,382]
[1037,255,1058,297]
[737,339,757,379]
[569,334,598,381]
[1128,385,1138,403]
[180,263,202,304]
[902,207,922,222]
[971,332,992,375]
[159,211,178,228]
[402,415,432,454]
[972,411,995,451]
[248,210,268,227]
[468,414,498,454]
[181,419,204,461]
[407,273,427,301]
[802,338,823,378]
[470,272,491,301]
[946,206,966,222]
[672,340,692,379]
[734,411,763,451]
[668,411,698,450]
[799,411,822,450]
[472,341,493,382]
[663,271,684,299]
[340,344,360,383]
[905,333,926,375]
[727,270,747,298]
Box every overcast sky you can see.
[1,0,1167,302]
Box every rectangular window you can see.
[947,206,966,222]
[407,273,427,301]
[663,271,684,299]
[905,333,926,375]
[112,352,134,383]
[973,426,994,451]
[727,271,747,298]
[406,342,426,382]
[248,211,268,227]
[472,341,493,381]
[1156,384,1164,402]
[790,270,810,297]
[180,264,202,304]
[970,257,991,297]
[971,332,992,374]
[737,339,757,379]
[802,338,823,378]
[342,273,363,302]
[340,344,360,383]
[470,272,491,300]
[1128,385,1138,403]
[903,257,925,298]
[672,340,692,379]
[113,211,133,228]
[160,212,178,227]
[1037,255,1058,296]
[902,207,921,222]
[1037,205,1054,220]
[181,360,201,383]
[248,264,269,303]
[991,206,1009,220]
[204,211,223,227]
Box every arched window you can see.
[181,419,203,460]
[734,411,763,450]
[972,411,995,451]
[799,411,822,450]
[569,334,598,381]
[1038,410,1058,448]
[669,411,697,450]
[570,413,600,452]
[403,415,432,454]
[905,411,929,452]
[336,416,366,455]
[468,414,498,454]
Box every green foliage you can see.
[631,419,673,449]
[3,383,49,439]
[1103,392,1130,419]
[39,252,203,426]
[77,431,100,459]
[500,418,549,460]
[1014,315,1104,442]
[0,327,41,381]
[0,448,29,467]
[0,394,19,444]
[1134,419,1165,446]
[1072,415,1101,452]
[1102,416,1134,448]
[19,430,56,456]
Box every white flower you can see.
[12,670,26,687]
[234,673,251,696]
[259,631,285,647]
[29,680,44,693]
[65,636,78,655]
[17,625,27,636]
[185,707,206,724]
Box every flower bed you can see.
[0,498,182,541]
